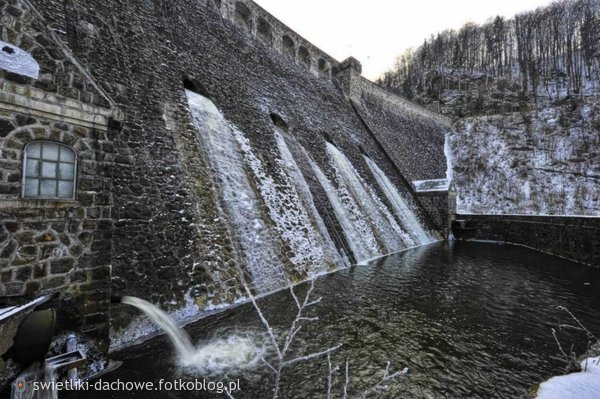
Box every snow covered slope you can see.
[448,98,600,216]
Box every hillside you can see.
[379,0,600,216]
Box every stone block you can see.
[50,257,75,274]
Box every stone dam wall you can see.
[0,0,450,368]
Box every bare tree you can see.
[230,269,408,398]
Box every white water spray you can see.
[308,156,380,263]
[186,90,287,293]
[121,296,268,376]
[444,132,453,185]
[325,143,413,251]
[274,129,345,269]
[121,296,195,358]
[363,156,436,246]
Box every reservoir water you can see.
[75,242,600,398]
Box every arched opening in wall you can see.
[331,66,340,76]
[282,35,295,60]
[183,77,211,99]
[270,113,288,131]
[0,41,39,79]
[257,17,273,45]
[298,46,311,68]
[357,144,369,157]
[318,58,330,77]
[234,2,253,32]
[321,131,334,145]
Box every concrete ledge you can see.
[0,199,78,209]
[0,80,117,131]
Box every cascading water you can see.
[187,87,436,288]
[363,156,436,246]
[186,90,287,293]
[121,296,269,376]
[444,132,454,185]
[232,126,342,275]
[121,296,195,358]
[308,156,380,264]
[325,143,414,251]
[275,127,348,266]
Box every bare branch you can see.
[557,306,597,340]
[283,344,342,367]
[262,358,277,374]
[343,361,349,399]
[290,285,302,311]
[305,298,322,307]
[327,352,339,399]
[237,270,282,361]
[355,363,409,399]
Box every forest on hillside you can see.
[378,0,600,117]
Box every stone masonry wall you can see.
[0,106,114,346]
[337,59,451,231]
[416,191,449,234]
[0,0,110,107]
[0,0,117,360]
[24,0,448,338]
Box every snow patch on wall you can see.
[0,41,39,79]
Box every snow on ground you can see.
[536,357,600,399]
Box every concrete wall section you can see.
[453,214,600,267]
[416,191,449,234]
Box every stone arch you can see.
[0,118,91,200]
[282,35,295,60]
[318,58,330,77]
[0,40,39,79]
[321,131,334,145]
[298,46,311,68]
[257,17,273,45]
[270,113,288,131]
[183,77,211,99]
[234,2,252,32]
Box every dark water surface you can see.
[72,242,600,398]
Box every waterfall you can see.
[186,89,346,290]
[363,156,435,246]
[444,132,453,184]
[308,157,380,264]
[186,90,287,293]
[121,296,268,376]
[325,143,414,252]
[231,126,341,275]
[186,88,435,285]
[274,129,345,269]
[121,296,195,359]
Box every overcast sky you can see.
[253,0,556,80]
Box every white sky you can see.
[253,0,556,80]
